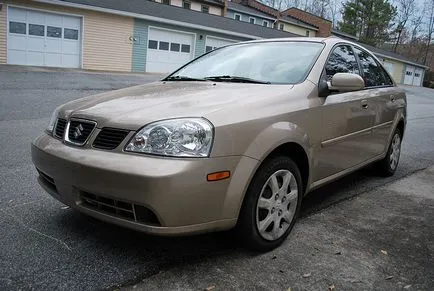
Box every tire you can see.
[237,156,303,252]
[376,128,402,177]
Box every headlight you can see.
[125,118,214,157]
[46,108,60,134]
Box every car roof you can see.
[233,37,355,46]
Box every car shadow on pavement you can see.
[54,167,377,287]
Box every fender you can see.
[222,121,315,221]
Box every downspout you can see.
[223,0,228,16]
[275,12,280,29]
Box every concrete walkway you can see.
[126,167,434,290]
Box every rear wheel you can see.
[237,156,303,252]
[376,128,402,177]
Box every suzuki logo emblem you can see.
[73,124,84,139]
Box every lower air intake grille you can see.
[54,119,67,139]
[80,192,160,226]
[93,128,130,150]
[67,120,96,145]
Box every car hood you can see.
[60,81,296,130]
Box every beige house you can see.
[0,0,428,85]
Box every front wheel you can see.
[237,156,303,252]
[376,128,402,177]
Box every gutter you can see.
[227,6,276,21]
[34,0,265,40]
[279,18,319,31]
[375,53,430,70]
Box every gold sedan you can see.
[32,37,406,251]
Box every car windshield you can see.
[167,41,324,84]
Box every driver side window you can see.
[325,45,360,80]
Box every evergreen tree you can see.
[338,0,396,46]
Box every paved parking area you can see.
[0,66,433,290]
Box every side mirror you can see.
[328,73,365,92]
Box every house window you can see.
[64,28,79,40]
[29,24,44,36]
[201,5,209,13]
[170,43,180,52]
[9,21,26,34]
[305,30,310,37]
[234,14,241,21]
[181,44,191,53]
[162,0,170,4]
[159,41,169,50]
[148,40,158,49]
[249,17,255,24]
[183,0,190,9]
[47,26,62,38]
[263,21,269,27]
[279,23,284,30]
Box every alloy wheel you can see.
[390,133,401,170]
[256,169,298,241]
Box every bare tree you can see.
[328,0,342,28]
[423,0,434,65]
[304,0,330,18]
[410,13,424,43]
[393,0,416,52]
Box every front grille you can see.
[66,120,96,145]
[93,128,130,150]
[54,118,67,139]
[80,192,161,226]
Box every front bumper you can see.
[31,134,258,235]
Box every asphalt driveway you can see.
[0,66,433,290]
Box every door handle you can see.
[361,99,368,109]
[390,95,396,102]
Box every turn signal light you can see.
[207,171,231,181]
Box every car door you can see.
[314,45,377,182]
[352,46,398,155]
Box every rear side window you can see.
[325,45,360,80]
[353,47,392,87]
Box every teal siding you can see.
[132,19,249,72]
[132,19,149,72]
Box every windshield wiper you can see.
[204,75,271,84]
[164,75,207,81]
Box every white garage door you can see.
[146,27,195,73]
[7,7,81,68]
[383,61,393,75]
[205,36,237,53]
[403,65,415,85]
[412,68,423,86]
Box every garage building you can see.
[0,0,428,86]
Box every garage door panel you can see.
[62,17,80,29]
[62,41,80,54]
[44,53,62,67]
[9,8,26,21]
[27,36,45,51]
[63,54,80,68]
[7,7,81,68]
[26,51,44,66]
[27,11,45,24]
[7,34,26,50]
[8,50,26,65]
[45,38,61,53]
[45,14,62,26]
